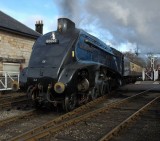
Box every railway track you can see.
[52,90,159,141]
[0,108,61,141]
[9,95,110,141]
[0,93,30,110]
[10,89,156,141]
[0,92,26,102]
[99,95,160,141]
[0,92,111,141]
[110,99,160,141]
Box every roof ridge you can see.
[0,10,41,38]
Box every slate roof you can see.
[0,10,41,39]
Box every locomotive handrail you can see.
[0,71,19,91]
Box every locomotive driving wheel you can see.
[64,93,77,112]
[100,81,107,96]
[90,85,98,100]
[27,85,42,109]
[100,80,110,95]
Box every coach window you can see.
[2,63,20,76]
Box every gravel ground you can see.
[0,109,33,121]
[52,109,133,141]
[0,110,62,141]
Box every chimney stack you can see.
[35,20,43,34]
[57,18,75,32]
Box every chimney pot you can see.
[35,20,43,34]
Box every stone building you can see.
[0,10,41,73]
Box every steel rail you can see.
[0,98,31,110]
[0,110,36,127]
[0,92,26,99]
[11,89,153,141]
[0,96,11,103]
[0,92,27,110]
[0,102,11,110]
[98,95,160,141]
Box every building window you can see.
[3,63,20,73]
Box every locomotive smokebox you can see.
[57,18,75,32]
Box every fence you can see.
[0,71,19,91]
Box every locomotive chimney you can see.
[35,20,43,34]
[57,18,75,32]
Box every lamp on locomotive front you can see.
[54,82,65,94]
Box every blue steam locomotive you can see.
[20,18,125,111]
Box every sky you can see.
[1,0,160,55]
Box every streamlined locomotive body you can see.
[20,18,124,111]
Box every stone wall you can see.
[0,30,36,71]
